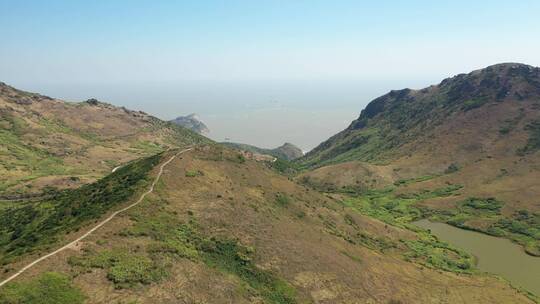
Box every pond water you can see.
[413,219,540,296]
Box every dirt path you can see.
[0,147,192,288]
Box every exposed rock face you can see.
[170,113,210,135]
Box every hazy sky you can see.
[1,1,539,150]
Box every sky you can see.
[1,1,539,151]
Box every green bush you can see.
[461,99,487,111]
[462,197,503,212]
[275,193,290,207]
[227,153,246,163]
[444,163,460,174]
[402,238,473,272]
[185,170,200,177]
[69,249,168,288]
[107,254,166,286]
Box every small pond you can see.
[413,219,540,296]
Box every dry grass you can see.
[0,146,532,303]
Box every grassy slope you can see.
[0,152,163,265]
[296,63,540,255]
[0,82,210,195]
[299,63,540,168]
[0,145,533,303]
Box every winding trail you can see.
[0,147,192,288]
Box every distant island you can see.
[170,113,210,135]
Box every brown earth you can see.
[3,146,533,303]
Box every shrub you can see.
[185,170,200,177]
[461,99,487,111]
[107,254,167,287]
[227,153,246,163]
[444,163,459,174]
[275,193,290,206]
[69,249,168,288]
[462,197,503,212]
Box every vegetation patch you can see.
[69,249,169,288]
[518,120,540,154]
[462,197,503,212]
[123,207,199,260]
[200,239,296,304]
[130,140,165,154]
[230,153,246,164]
[0,153,162,264]
[342,186,475,272]
[269,158,299,176]
[444,163,460,174]
[117,199,297,303]
[499,110,525,135]
[185,170,203,177]
[461,99,488,111]
[338,185,538,257]
[275,193,291,207]
[393,175,438,186]
[0,128,74,192]
[488,210,540,255]
[401,237,473,272]
[0,272,85,304]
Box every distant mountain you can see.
[296,63,540,256]
[170,113,210,135]
[299,63,540,168]
[0,82,209,194]
[222,142,303,160]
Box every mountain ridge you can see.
[300,62,540,167]
[0,82,209,195]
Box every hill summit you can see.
[300,62,540,167]
[297,63,540,259]
[170,113,210,135]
